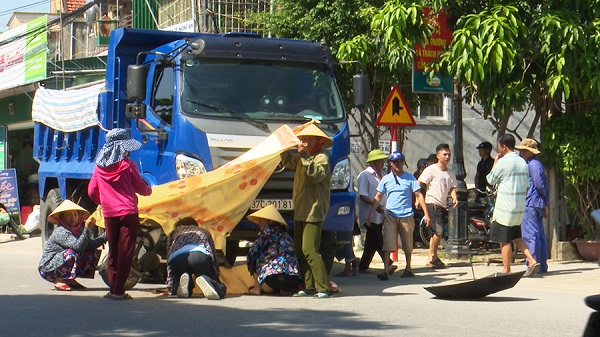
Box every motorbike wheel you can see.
[225,239,239,266]
[419,218,432,249]
[40,188,63,249]
[97,252,141,291]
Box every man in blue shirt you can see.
[367,151,429,280]
[516,138,549,274]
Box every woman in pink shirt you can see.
[88,128,152,300]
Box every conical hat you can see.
[295,124,333,148]
[247,204,288,228]
[48,200,90,224]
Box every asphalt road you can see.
[0,236,597,337]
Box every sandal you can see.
[400,270,415,278]
[54,283,72,291]
[313,291,334,299]
[69,281,86,290]
[377,272,389,281]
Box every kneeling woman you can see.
[38,200,106,291]
[166,217,226,299]
[247,205,302,295]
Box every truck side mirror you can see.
[353,73,370,108]
[127,65,148,102]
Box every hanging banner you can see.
[0,15,47,91]
[412,8,452,94]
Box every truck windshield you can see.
[181,59,344,121]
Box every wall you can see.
[349,98,540,191]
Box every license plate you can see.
[251,199,294,210]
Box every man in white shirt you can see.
[356,149,388,273]
[418,143,457,268]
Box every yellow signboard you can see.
[375,85,416,127]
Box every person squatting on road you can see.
[418,143,457,268]
[281,123,333,298]
[515,138,549,274]
[246,205,302,295]
[166,217,226,299]
[357,149,392,274]
[367,151,429,280]
[486,134,540,277]
[88,128,152,300]
[38,200,106,291]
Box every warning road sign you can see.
[375,85,416,127]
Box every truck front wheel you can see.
[40,188,62,248]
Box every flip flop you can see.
[54,283,72,291]
[524,262,541,277]
[69,281,86,290]
[400,270,415,278]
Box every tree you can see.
[255,0,423,154]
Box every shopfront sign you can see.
[0,15,47,91]
[0,169,21,220]
[412,8,452,94]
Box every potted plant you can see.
[542,113,600,261]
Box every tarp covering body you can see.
[94,124,301,250]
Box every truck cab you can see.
[35,28,368,266]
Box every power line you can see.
[0,0,52,17]
[0,0,102,48]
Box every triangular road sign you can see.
[375,85,416,127]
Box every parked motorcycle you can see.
[418,190,496,250]
[97,218,168,290]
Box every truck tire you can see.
[40,188,63,248]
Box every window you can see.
[415,94,450,120]
[151,66,174,125]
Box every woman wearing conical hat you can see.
[280,123,334,298]
[38,200,107,291]
[246,205,302,295]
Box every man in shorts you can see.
[418,143,457,268]
[366,151,429,280]
[487,134,540,276]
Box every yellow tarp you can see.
[94,124,301,250]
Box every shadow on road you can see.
[1,292,404,337]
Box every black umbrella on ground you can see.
[424,270,525,299]
[424,241,525,299]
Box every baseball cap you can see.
[388,151,405,162]
[476,141,493,150]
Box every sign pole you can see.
[390,126,399,262]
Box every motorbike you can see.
[418,190,496,250]
[97,218,169,290]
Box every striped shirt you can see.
[486,152,529,227]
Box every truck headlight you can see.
[330,158,351,190]
[176,154,207,179]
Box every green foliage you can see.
[436,4,530,118]
[542,112,600,238]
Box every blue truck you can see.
[34,28,367,282]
